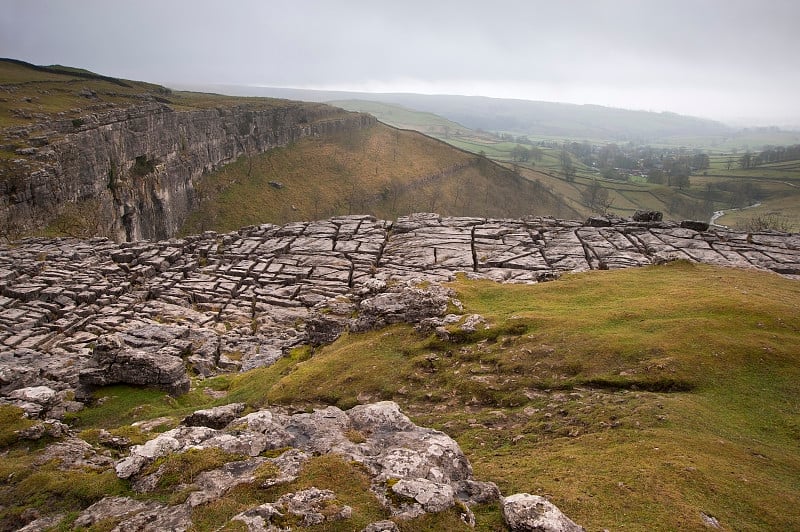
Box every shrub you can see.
[737,213,794,233]
[131,155,155,176]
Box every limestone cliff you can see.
[1,101,374,241]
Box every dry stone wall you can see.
[0,212,798,405]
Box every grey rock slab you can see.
[390,478,455,515]
[232,488,352,529]
[501,493,585,532]
[182,402,246,429]
[8,385,58,405]
[34,437,114,470]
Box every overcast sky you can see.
[3,0,799,126]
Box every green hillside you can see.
[180,122,578,234]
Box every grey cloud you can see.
[1,0,799,125]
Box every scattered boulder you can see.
[96,429,132,450]
[501,493,585,532]
[351,284,452,332]
[362,520,400,532]
[79,334,190,396]
[73,497,151,528]
[33,437,114,470]
[236,409,295,446]
[585,216,613,228]
[16,514,64,532]
[5,385,68,419]
[9,385,58,406]
[701,512,723,529]
[115,427,203,479]
[459,313,487,333]
[16,419,71,440]
[680,220,710,232]
[181,402,245,429]
[306,312,350,346]
[390,478,455,518]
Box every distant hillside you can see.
[2,59,581,241]
[181,85,735,143]
[371,93,734,142]
[326,99,470,137]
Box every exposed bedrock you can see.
[0,213,797,406]
[1,102,375,241]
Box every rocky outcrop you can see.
[232,488,353,529]
[84,401,504,530]
[1,101,374,241]
[350,283,453,332]
[57,400,585,529]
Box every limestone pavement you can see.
[0,212,798,404]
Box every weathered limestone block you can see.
[74,496,192,531]
[182,402,245,429]
[361,520,400,532]
[8,385,58,406]
[79,334,190,396]
[501,493,585,532]
[350,284,452,332]
[390,478,456,518]
[233,488,352,529]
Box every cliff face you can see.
[1,102,374,241]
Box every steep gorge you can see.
[1,93,373,241]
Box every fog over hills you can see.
[171,84,738,143]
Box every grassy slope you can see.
[0,59,323,129]
[327,100,718,221]
[695,156,800,230]
[180,122,577,234]
[4,262,797,530]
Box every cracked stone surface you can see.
[0,213,797,403]
[68,401,499,531]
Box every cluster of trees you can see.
[581,179,612,212]
[557,141,710,188]
[737,144,800,169]
[560,150,576,181]
[510,144,544,163]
